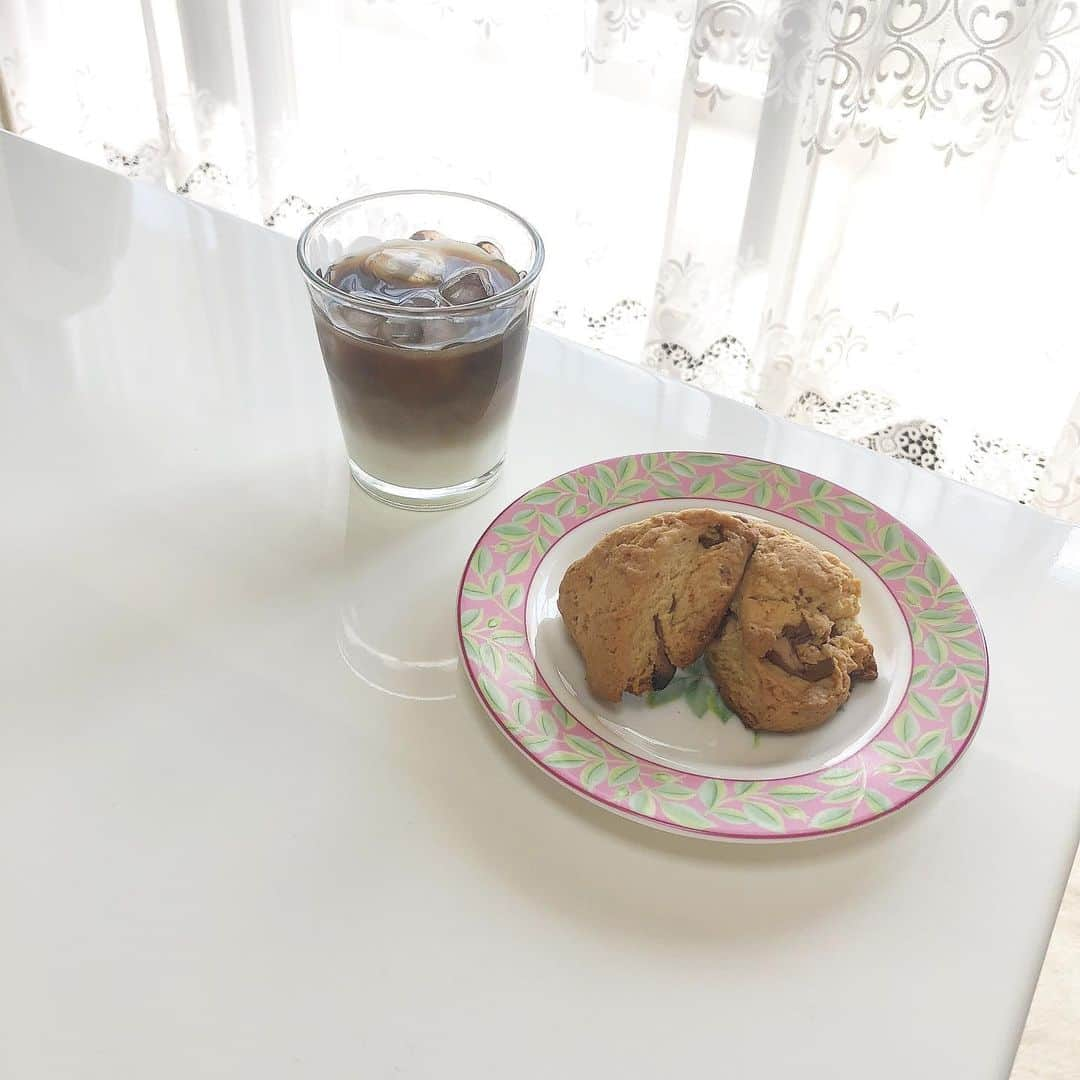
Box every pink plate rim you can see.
[457,451,989,842]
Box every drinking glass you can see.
[297,191,544,510]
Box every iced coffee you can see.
[298,193,543,510]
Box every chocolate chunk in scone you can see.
[706,522,877,732]
[557,510,756,703]
[705,617,852,733]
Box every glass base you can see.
[348,457,503,511]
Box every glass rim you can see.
[296,188,545,316]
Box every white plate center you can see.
[527,500,913,781]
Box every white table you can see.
[1,131,1077,1079]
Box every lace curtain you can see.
[3,0,1079,520]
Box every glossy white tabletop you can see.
[2,132,1078,1079]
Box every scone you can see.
[706,523,877,732]
[558,510,756,702]
[705,618,852,733]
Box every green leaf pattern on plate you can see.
[459,452,987,839]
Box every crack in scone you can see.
[557,510,756,703]
[650,614,675,690]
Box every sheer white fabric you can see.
[3,0,1078,520]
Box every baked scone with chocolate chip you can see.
[705,618,852,733]
[705,524,877,732]
[558,510,756,702]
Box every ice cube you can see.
[380,314,427,346]
[439,266,495,305]
[410,229,445,241]
[364,243,445,287]
[397,288,449,309]
[335,271,365,295]
[337,305,385,338]
[477,240,504,259]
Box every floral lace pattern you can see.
[3,0,1079,522]
[687,0,1080,166]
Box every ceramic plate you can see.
[458,453,988,841]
